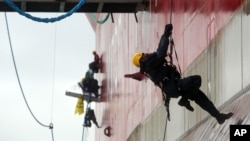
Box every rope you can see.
[81,104,87,141]
[169,37,182,74]
[51,22,58,123]
[82,99,91,141]
[50,123,55,141]
[168,0,182,74]
[173,42,182,74]
[163,115,168,141]
[4,0,86,23]
[89,13,110,24]
[4,12,55,141]
[169,0,173,23]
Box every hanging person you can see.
[124,23,233,124]
[79,51,101,99]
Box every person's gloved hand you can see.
[165,24,173,37]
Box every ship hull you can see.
[92,0,250,140]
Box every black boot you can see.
[178,98,194,112]
[216,112,233,124]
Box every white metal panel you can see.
[217,9,242,103]
[242,3,250,88]
[177,86,250,141]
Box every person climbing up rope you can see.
[124,23,233,124]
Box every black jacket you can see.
[139,35,179,85]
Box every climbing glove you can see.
[165,24,173,37]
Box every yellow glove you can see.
[75,98,84,115]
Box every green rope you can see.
[89,13,110,24]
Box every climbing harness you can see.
[4,12,55,141]
[162,38,181,123]
[4,0,86,23]
[162,40,182,141]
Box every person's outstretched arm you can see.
[124,72,146,81]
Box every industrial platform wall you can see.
[127,2,250,141]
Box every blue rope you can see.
[4,0,86,23]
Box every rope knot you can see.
[49,123,54,129]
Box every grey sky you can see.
[0,12,95,141]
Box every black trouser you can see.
[84,119,91,127]
[83,79,99,97]
[191,90,220,117]
[164,75,221,118]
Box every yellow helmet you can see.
[132,52,143,67]
[81,77,85,82]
